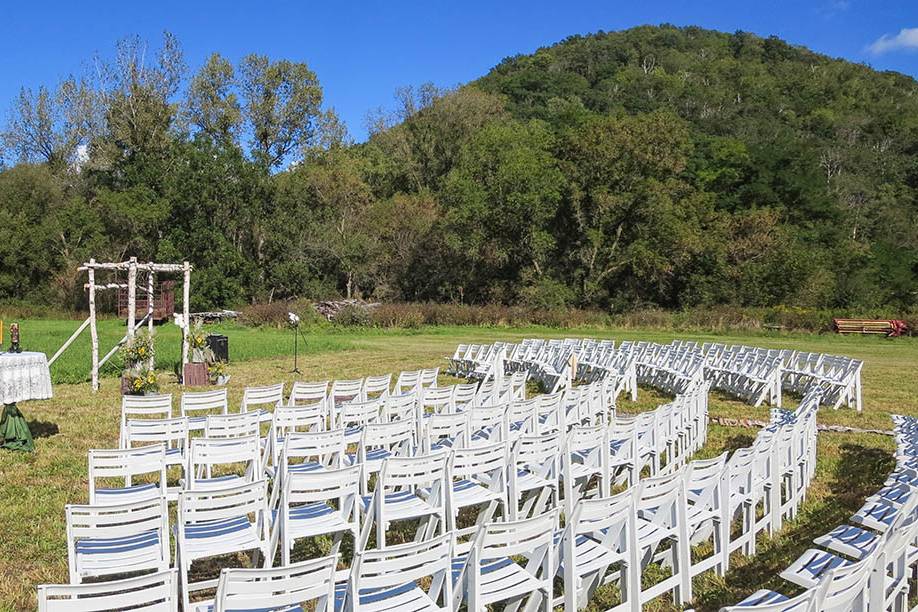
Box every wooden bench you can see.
[833,318,909,337]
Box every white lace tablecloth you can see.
[0,351,53,404]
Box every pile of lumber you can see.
[833,318,909,337]
[313,299,379,321]
[189,310,239,323]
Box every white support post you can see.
[127,257,137,339]
[181,262,191,371]
[88,259,99,392]
[48,316,91,366]
[147,269,154,369]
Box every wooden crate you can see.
[183,362,209,387]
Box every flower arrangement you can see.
[125,363,159,394]
[120,330,155,367]
[208,360,228,385]
[189,320,215,364]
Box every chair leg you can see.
[675,537,693,606]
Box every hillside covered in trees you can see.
[1,25,916,312]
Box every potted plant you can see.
[208,360,230,386]
[120,331,156,395]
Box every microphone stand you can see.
[290,321,301,374]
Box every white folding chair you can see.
[289,380,329,407]
[558,489,640,612]
[120,393,173,447]
[505,398,538,442]
[358,450,449,549]
[66,496,169,584]
[421,386,456,416]
[204,411,261,439]
[180,388,228,433]
[264,402,326,469]
[355,419,416,491]
[561,424,611,517]
[240,382,285,423]
[685,453,729,578]
[344,534,453,611]
[447,441,509,551]
[176,480,271,610]
[394,370,421,396]
[37,570,178,612]
[363,374,392,400]
[468,403,506,445]
[341,398,382,446]
[269,428,347,508]
[424,411,470,452]
[420,367,439,389]
[330,378,365,425]
[459,510,557,612]
[184,435,261,490]
[607,417,639,487]
[509,431,560,520]
[124,416,188,474]
[453,383,479,411]
[721,579,827,611]
[271,465,361,566]
[779,495,918,589]
[536,391,565,434]
[382,392,417,423]
[196,555,337,612]
[88,445,167,505]
[725,446,759,559]
[634,468,693,608]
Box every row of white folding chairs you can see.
[703,345,784,407]
[119,368,444,442]
[95,377,613,506]
[462,339,629,399]
[722,411,917,611]
[116,379,535,483]
[783,350,864,411]
[504,337,865,412]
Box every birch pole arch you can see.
[49,257,192,392]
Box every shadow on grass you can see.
[691,443,894,611]
[28,419,59,438]
[722,434,756,453]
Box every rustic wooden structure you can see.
[49,258,193,391]
[118,280,175,322]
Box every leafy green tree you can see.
[240,54,324,168]
[441,120,565,303]
[185,53,242,144]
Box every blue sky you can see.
[1,1,917,141]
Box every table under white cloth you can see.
[0,351,53,404]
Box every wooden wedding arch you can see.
[49,257,192,391]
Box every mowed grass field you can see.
[0,321,915,610]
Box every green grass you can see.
[0,323,916,610]
[16,319,355,384]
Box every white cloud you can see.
[868,27,918,55]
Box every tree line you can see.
[1,25,915,312]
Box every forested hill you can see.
[0,26,916,312]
